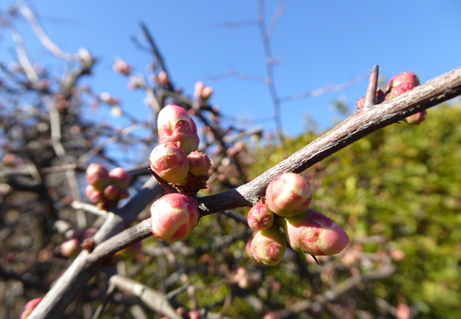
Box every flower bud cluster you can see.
[194,81,213,101]
[85,164,130,209]
[150,105,213,243]
[356,71,426,125]
[248,172,349,266]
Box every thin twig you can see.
[364,65,379,108]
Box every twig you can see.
[71,201,110,218]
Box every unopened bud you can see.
[247,204,274,231]
[21,298,43,319]
[281,209,349,256]
[404,110,427,125]
[386,71,420,93]
[158,104,199,155]
[250,226,286,266]
[356,97,365,110]
[150,194,199,243]
[157,71,170,85]
[188,151,212,176]
[61,238,81,257]
[201,86,213,100]
[113,60,132,75]
[86,163,110,190]
[266,172,313,217]
[389,82,414,98]
[109,167,130,189]
[85,185,103,203]
[103,184,120,200]
[149,142,189,184]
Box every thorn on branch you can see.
[364,65,379,108]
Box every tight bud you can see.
[86,163,110,190]
[21,298,43,319]
[250,226,286,266]
[61,238,81,257]
[150,194,199,243]
[158,104,199,155]
[103,184,120,200]
[281,209,349,256]
[188,151,212,176]
[109,167,130,189]
[247,204,274,231]
[150,142,189,184]
[85,185,103,203]
[266,173,313,217]
[404,110,427,125]
[388,81,426,125]
[386,71,420,93]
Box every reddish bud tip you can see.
[386,71,420,93]
[21,298,43,319]
[150,194,199,243]
[85,185,103,203]
[109,167,130,189]
[247,204,274,231]
[103,184,120,200]
[266,172,313,217]
[113,60,132,75]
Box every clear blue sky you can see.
[3,0,461,136]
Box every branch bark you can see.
[30,66,461,319]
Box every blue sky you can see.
[3,1,461,136]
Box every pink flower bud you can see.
[281,209,349,256]
[194,81,205,97]
[86,163,110,190]
[61,238,81,257]
[150,194,199,243]
[404,110,427,125]
[266,172,313,217]
[247,204,274,231]
[149,142,189,184]
[263,311,281,319]
[103,184,120,200]
[188,151,212,176]
[189,311,202,319]
[386,71,420,92]
[85,185,103,203]
[83,228,98,240]
[117,241,142,260]
[21,298,43,319]
[356,97,365,110]
[201,86,213,100]
[113,60,132,75]
[157,71,170,85]
[158,105,200,155]
[250,226,286,266]
[109,167,130,189]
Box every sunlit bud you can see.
[404,110,427,125]
[150,194,199,243]
[188,151,212,176]
[194,81,205,97]
[61,238,81,257]
[157,71,170,85]
[86,163,110,190]
[266,172,313,217]
[85,185,103,203]
[356,97,365,110]
[149,142,189,184]
[20,298,43,319]
[189,311,202,319]
[99,92,120,106]
[116,241,142,260]
[247,204,274,231]
[250,226,286,266]
[263,311,281,319]
[281,209,349,256]
[109,167,130,189]
[386,71,420,92]
[158,104,199,155]
[103,184,120,200]
[201,86,213,100]
[113,60,132,75]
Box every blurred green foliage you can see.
[250,100,461,318]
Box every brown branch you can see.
[29,66,461,319]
